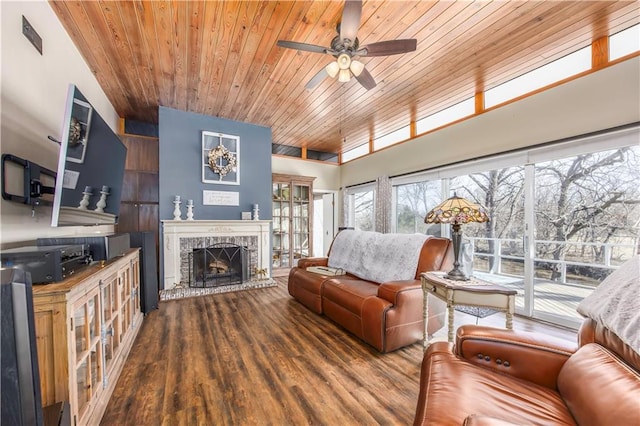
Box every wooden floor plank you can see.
[102,277,576,425]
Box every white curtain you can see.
[375,175,391,233]
[341,189,349,228]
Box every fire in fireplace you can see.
[189,243,250,287]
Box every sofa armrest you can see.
[455,325,577,389]
[296,257,329,269]
[377,280,420,304]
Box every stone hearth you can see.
[162,220,271,290]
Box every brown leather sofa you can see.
[413,318,640,425]
[288,235,453,353]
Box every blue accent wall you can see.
[158,106,272,221]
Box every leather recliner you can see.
[413,318,640,425]
[288,235,454,353]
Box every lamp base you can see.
[446,268,469,281]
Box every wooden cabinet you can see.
[32,249,142,426]
[272,173,315,272]
[117,133,159,283]
[117,134,159,244]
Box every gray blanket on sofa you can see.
[577,255,639,354]
[327,230,429,283]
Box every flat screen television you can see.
[51,84,127,226]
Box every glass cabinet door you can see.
[272,175,314,270]
[72,290,103,420]
[272,182,291,268]
[119,267,132,343]
[100,273,120,375]
[130,258,141,322]
[292,184,310,266]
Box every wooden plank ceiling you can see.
[50,1,639,155]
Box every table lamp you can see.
[425,194,489,280]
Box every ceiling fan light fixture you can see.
[326,61,340,78]
[337,53,351,70]
[350,60,365,77]
[338,69,351,83]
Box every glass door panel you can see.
[293,217,309,232]
[102,284,111,323]
[293,203,308,218]
[88,294,99,344]
[103,328,115,372]
[101,274,120,372]
[532,146,640,327]
[273,183,289,201]
[120,269,132,341]
[450,167,526,313]
[293,184,309,202]
[131,260,140,318]
[76,357,90,417]
[111,278,119,316]
[74,305,87,362]
[90,344,101,397]
[111,318,120,353]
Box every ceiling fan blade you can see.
[340,0,362,43]
[277,40,328,54]
[359,39,417,56]
[355,67,376,90]
[305,68,329,90]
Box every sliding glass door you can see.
[390,127,639,328]
[450,166,527,314]
[531,146,640,326]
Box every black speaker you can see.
[1,269,44,426]
[129,232,159,314]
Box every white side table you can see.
[421,272,517,348]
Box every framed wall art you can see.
[65,98,92,164]
[202,131,240,185]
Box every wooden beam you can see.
[592,36,609,69]
[410,104,417,138]
[475,92,485,114]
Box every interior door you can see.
[322,193,335,256]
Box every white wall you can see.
[1,1,120,247]
[340,57,640,187]
[272,155,340,192]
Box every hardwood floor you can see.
[101,277,576,425]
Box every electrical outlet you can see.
[22,15,42,55]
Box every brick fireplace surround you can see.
[162,220,271,290]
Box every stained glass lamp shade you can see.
[425,194,489,280]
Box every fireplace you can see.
[189,243,249,287]
[162,220,271,290]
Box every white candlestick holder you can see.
[173,200,182,220]
[186,203,194,220]
[78,187,92,210]
[94,188,109,213]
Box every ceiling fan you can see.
[277,0,417,91]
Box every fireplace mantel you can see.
[162,220,271,290]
